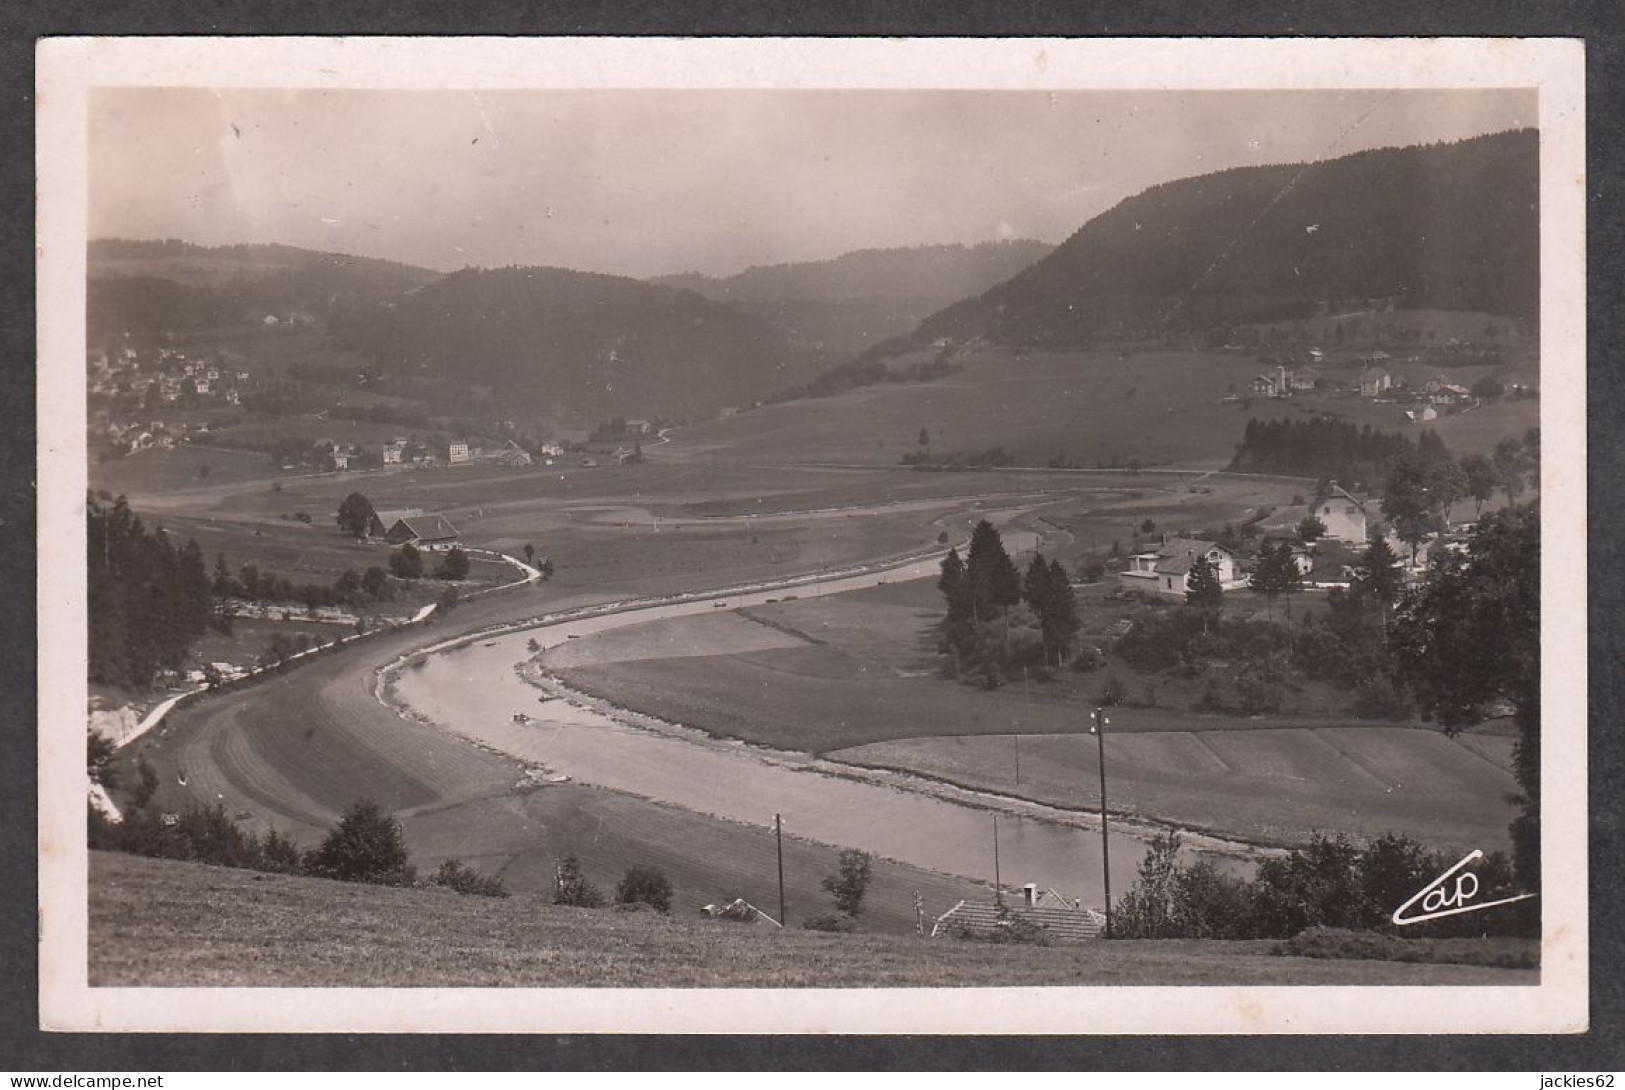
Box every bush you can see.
[1097,673,1126,707]
[945,913,1051,946]
[1348,676,1412,720]
[801,912,858,933]
[820,849,874,917]
[434,547,471,581]
[614,864,674,913]
[553,856,606,908]
[1274,926,1538,968]
[302,799,416,886]
[389,544,424,580]
[1274,926,1411,962]
[1113,831,1534,941]
[430,858,509,898]
[1071,645,1106,673]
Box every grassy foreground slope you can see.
[89,853,1533,988]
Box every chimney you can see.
[1023,883,1038,909]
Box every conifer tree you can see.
[1185,554,1223,632]
[1043,557,1081,663]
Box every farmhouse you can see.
[1250,363,1319,399]
[447,441,471,465]
[492,442,534,468]
[1119,537,1242,597]
[382,512,461,549]
[1311,484,1369,545]
[931,885,1105,944]
[1358,365,1394,398]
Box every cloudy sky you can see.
[89,88,1535,279]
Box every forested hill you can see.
[654,240,1053,303]
[87,239,439,342]
[652,240,1054,358]
[327,266,825,420]
[913,129,1538,348]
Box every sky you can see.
[89,88,1536,279]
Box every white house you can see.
[1311,484,1369,545]
[447,441,471,465]
[1406,405,1439,424]
[1358,365,1394,398]
[1119,537,1243,597]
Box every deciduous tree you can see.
[614,864,674,913]
[336,492,376,538]
[1392,504,1540,884]
[821,849,874,917]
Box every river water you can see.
[391,546,1247,905]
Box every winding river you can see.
[389,542,1252,904]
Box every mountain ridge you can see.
[911,129,1539,349]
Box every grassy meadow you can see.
[544,579,1520,852]
[89,852,1536,988]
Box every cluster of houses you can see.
[1117,483,1440,599]
[1243,348,1511,428]
[1247,351,1400,401]
[89,346,250,409]
[372,436,561,470]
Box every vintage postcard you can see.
[36,36,1586,1033]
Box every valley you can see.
[80,118,1547,990]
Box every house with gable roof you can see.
[365,508,462,550]
[932,884,1105,944]
[1119,536,1243,597]
[1310,484,1369,546]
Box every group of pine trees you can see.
[88,494,213,690]
[1229,416,1450,489]
[937,520,1079,686]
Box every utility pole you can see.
[775,812,787,928]
[992,813,1002,900]
[1091,706,1113,938]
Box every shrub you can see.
[430,858,510,898]
[1097,673,1126,707]
[801,912,858,933]
[434,547,471,581]
[1275,926,1410,962]
[553,856,606,908]
[945,914,1050,945]
[389,544,424,580]
[1348,676,1412,720]
[820,849,874,917]
[1071,645,1106,673]
[614,864,674,913]
[302,799,416,886]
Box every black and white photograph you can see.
[34,37,1587,1035]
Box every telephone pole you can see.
[775,812,787,928]
[992,813,1002,900]
[1091,706,1113,938]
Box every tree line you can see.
[937,520,1080,687]
[89,790,507,899]
[89,491,484,691]
[88,494,213,690]
[1228,416,1450,489]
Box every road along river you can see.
[388,546,1257,907]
